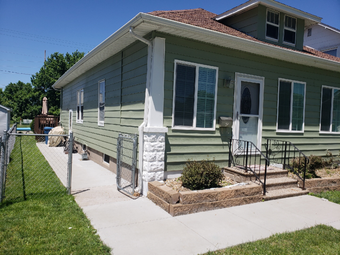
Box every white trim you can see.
[233,72,264,148]
[265,9,280,42]
[98,79,105,126]
[283,15,297,46]
[76,89,84,124]
[147,37,166,128]
[52,12,339,90]
[171,60,219,131]
[319,85,340,134]
[276,78,306,133]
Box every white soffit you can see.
[215,0,322,27]
[53,12,338,89]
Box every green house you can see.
[53,0,340,195]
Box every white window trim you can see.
[265,9,280,42]
[283,15,297,46]
[76,89,84,124]
[276,78,306,133]
[98,79,105,126]
[103,154,110,165]
[171,60,219,131]
[319,85,340,134]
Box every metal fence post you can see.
[0,130,8,203]
[67,132,73,195]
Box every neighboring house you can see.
[0,105,11,133]
[304,23,340,58]
[53,0,340,195]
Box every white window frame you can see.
[276,78,306,133]
[103,154,110,165]
[265,9,280,42]
[98,79,105,126]
[76,89,84,123]
[172,60,219,131]
[283,15,297,46]
[319,85,340,134]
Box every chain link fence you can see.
[0,129,73,205]
[116,133,138,196]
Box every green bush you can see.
[30,119,35,133]
[180,160,224,190]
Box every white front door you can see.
[233,73,264,148]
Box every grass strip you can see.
[204,224,340,255]
[0,136,110,254]
[310,190,340,205]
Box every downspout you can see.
[129,26,152,195]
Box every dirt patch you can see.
[165,175,238,192]
[288,167,340,179]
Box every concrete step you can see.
[224,166,288,182]
[265,177,298,191]
[264,188,309,201]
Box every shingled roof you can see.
[148,8,340,63]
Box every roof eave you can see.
[53,12,339,89]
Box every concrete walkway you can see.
[40,146,340,255]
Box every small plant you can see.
[180,160,224,190]
[290,155,319,179]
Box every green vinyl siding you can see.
[60,41,147,165]
[156,32,340,172]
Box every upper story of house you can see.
[304,23,340,58]
[214,0,321,51]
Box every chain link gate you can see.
[116,133,138,196]
[0,128,74,205]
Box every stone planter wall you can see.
[299,177,340,193]
[147,181,263,216]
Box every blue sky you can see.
[0,0,339,90]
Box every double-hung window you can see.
[98,80,105,126]
[76,89,84,123]
[266,10,279,41]
[283,15,296,45]
[320,86,340,133]
[172,60,218,130]
[277,79,306,132]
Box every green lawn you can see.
[204,191,340,255]
[0,136,111,254]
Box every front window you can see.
[283,15,296,45]
[98,80,105,126]
[172,61,218,130]
[320,86,340,133]
[266,10,279,40]
[76,89,83,123]
[277,79,305,132]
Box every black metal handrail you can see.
[265,139,309,189]
[228,139,270,195]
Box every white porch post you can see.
[142,37,168,195]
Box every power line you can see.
[0,69,33,75]
[0,50,42,59]
[0,28,95,48]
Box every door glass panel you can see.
[239,81,260,146]
[239,117,258,145]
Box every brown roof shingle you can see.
[148,8,340,63]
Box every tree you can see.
[31,51,85,115]
[2,81,40,122]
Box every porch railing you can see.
[264,139,309,189]
[228,139,270,195]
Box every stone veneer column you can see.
[142,130,167,194]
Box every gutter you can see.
[129,26,153,195]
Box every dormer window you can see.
[266,10,279,40]
[283,15,296,45]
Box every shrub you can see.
[180,160,224,190]
[30,119,35,133]
[290,155,321,179]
